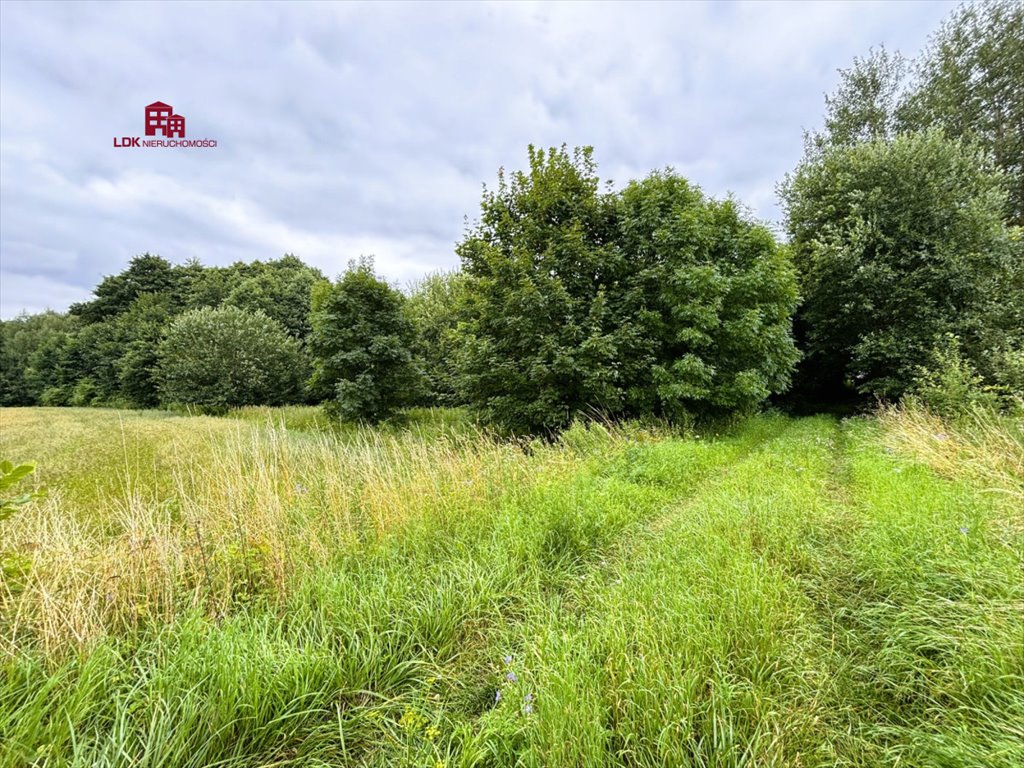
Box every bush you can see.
[308,259,422,423]
[912,334,1023,417]
[69,378,101,407]
[910,335,1001,417]
[157,306,305,408]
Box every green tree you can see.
[0,312,77,406]
[810,1,1024,226]
[69,254,183,324]
[455,145,626,433]
[308,259,422,422]
[404,271,468,406]
[223,255,324,339]
[781,130,1020,399]
[810,46,910,150]
[183,255,324,340]
[904,0,1024,225]
[617,172,800,419]
[114,294,175,407]
[157,306,305,408]
[456,148,799,432]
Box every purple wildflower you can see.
[495,689,502,702]
[503,655,512,665]
[959,526,969,535]
[506,671,517,683]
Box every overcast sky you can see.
[0,0,956,318]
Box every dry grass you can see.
[878,402,1024,535]
[0,408,586,657]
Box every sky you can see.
[0,0,957,319]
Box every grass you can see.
[0,405,1021,767]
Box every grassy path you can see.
[460,417,1024,768]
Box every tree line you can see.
[2,1,1021,430]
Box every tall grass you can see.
[878,402,1024,531]
[1,406,1021,766]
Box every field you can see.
[1,406,1022,767]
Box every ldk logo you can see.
[113,101,217,149]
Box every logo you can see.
[113,101,217,149]
[145,101,185,137]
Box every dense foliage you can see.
[157,306,305,408]
[786,0,1024,408]
[3,2,1019,426]
[404,271,467,407]
[308,259,422,422]
[617,172,800,419]
[0,312,77,406]
[782,130,1020,400]
[1,254,324,409]
[810,1,1024,225]
[455,147,799,432]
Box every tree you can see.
[69,254,184,324]
[114,294,175,407]
[809,1,1024,226]
[0,312,77,406]
[617,172,800,419]
[781,129,1020,399]
[455,145,626,433]
[156,306,305,408]
[456,147,800,432]
[308,259,421,422]
[810,46,910,150]
[404,271,468,407]
[222,255,325,340]
[905,0,1024,225]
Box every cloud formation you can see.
[0,0,954,317]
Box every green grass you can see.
[0,407,1021,767]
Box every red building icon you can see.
[145,101,186,138]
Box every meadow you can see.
[1,405,1022,767]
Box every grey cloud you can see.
[0,0,955,318]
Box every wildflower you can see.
[503,654,512,665]
[495,689,502,702]
[959,526,969,535]
[506,671,518,683]
[426,725,440,741]
[523,694,535,714]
